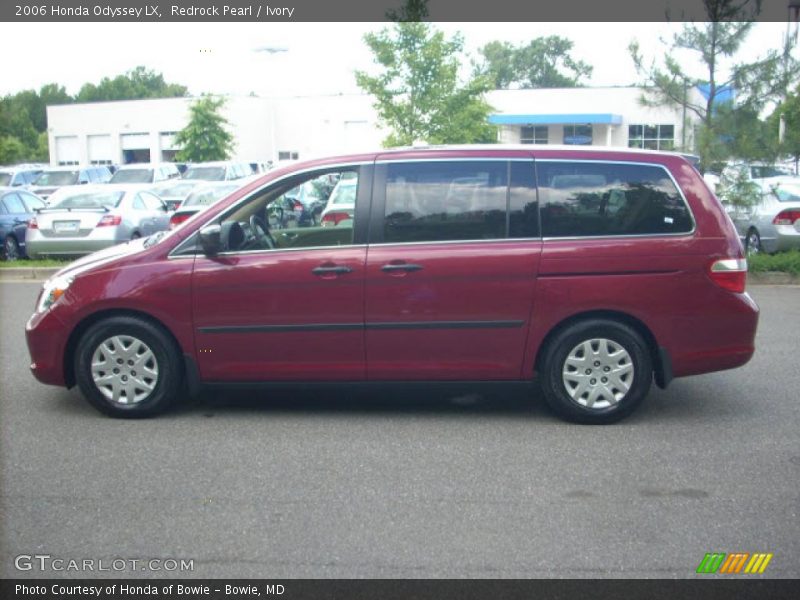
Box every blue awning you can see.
[488,113,623,125]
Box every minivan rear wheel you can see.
[539,319,652,424]
[75,316,182,418]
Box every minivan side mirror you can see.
[198,224,222,256]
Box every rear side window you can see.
[383,161,508,243]
[2,193,27,214]
[537,161,693,237]
[19,192,44,212]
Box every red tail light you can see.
[708,258,747,293]
[169,213,191,230]
[28,217,38,230]
[293,200,304,211]
[97,215,122,227]
[773,209,800,225]
[321,212,350,226]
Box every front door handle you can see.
[381,263,423,273]
[312,265,353,276]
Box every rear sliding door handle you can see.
[381,263,423,273]
[312,265,353,275]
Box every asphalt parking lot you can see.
[1,281,798,579]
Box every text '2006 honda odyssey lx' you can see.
[26,146,759,424]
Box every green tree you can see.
[629,0,796,167]
[76,66,188,103]
[174,96,234,162]
[772,83,800,173]
[479,37,593,89]
[0,135,27,164]
[355,0,495,146]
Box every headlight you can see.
[37,276,73,313]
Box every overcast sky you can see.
[0,21,794,98]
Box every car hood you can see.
[51,237,148,281]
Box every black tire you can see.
[745,228,761,255]
[539,319,652,424]
[3,236,20,261]
[74,316,183,418]
[131,231,142,240]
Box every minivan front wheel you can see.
[539,319,652,424]
[75,316,182,418]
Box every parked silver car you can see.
[26,185,170,259]
[726,178,800,254]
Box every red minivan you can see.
[25,146,759,423]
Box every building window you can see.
[278,151,299,160]
[628,124,675,150]
[57,160,79,166]
[563,124,593,145]
[520,126,548,144]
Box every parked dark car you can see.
[26,146,758,424]
[0,187,45,259]
[0,164,44,187]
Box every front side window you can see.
[538,161,693,237]
[383,161,508,244]
[214,168,359,253]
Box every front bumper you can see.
[26,238,121,259]
[26,306,69,387]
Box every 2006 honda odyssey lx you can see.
[26,146,759,423]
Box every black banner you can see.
[1,0,798,22]
[3,579,800,600]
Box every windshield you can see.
[330,182,357,205]
[183,185,239,207]
[774,184,800,202]
[0,172,11,186]
[153,182,196,198]
[751,166,792,179]
[50,191,124,210]
[183,167,226,181]
[110,169,154,184]
[34,171,78,186]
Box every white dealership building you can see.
[45,86,708,166]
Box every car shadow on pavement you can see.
[174,384,549,419]
[47,376,758,424]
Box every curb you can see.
[1,267,799,285]
[0,267,61,281]
[748,272,800,285]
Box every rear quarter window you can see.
[537,161,693,237]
